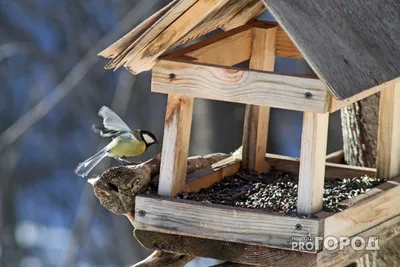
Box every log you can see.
[134,230,317,266]
[92,152,230,215]
[91,152,230,267]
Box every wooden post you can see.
[242,26,277,172]
[158,95,194,197]
[376,82,400,179]
[297,112,329,215]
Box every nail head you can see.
[138,210,146,217]
[305,92,312,99]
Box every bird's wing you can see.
[98,106,132,133]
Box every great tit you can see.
[75,106,160,177]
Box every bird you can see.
[75,106,160,177]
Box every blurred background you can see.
[0,1,343,266]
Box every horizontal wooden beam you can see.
[152,60,330,113]
[134,230,318,266]
[266,153,376,179]
[323,177,400,241]
[329,77,400,112]
[135,195,323,251]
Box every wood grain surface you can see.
[262,0,400,100]
[297,112,329,215]
[135,195,322,251]
[135,230,318,266]
[158,95,194,197]
[376,82,400,178]
[152,60,329,112]
[241,25,277,172]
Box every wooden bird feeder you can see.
[99,0,400,266]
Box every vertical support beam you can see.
[242,26,277,172]
[158,95,194,197]
[297,112,329,215]
[376,83,400,179]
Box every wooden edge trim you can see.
[329,77,400,112]
[134,195,323,252]
[136,194,322,220]
[322,176,400,240]
[265,153,376,178]
[317,215,400,267]
[184,160,240,193]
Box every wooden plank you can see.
[176,0,250,46]
[134,230,318,266]
[184,161,240,193]
[158,95,194,197]
[163,24,254,66]
[123,0,230,74]
[376,82,400,178]
[242,105,271,172]
[318,215,400,267]
[248,26,277,72]
[261,0,400,100]
[337,178,399,208]
[323,177,400,241]
[152,60,330,113]
[242,26,277,172]
[328,78,400,112]
[98,0,184,60]
[297,112,329,215]
[134,196,323,251]
[104,0,198,70]
[275,26,303,59]
[266,153,376,179]
[135,211,400,267]
[325,150,344,164]
[222,1,266,31]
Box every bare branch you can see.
[0,0,158,153]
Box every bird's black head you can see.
[140,130,161,147]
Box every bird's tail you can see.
[75,147,108,177]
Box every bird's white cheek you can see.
[143,134,155,144]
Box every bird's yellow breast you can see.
[109,138,146,158]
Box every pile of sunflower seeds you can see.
[176,169,385,213]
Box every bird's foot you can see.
[115,158,132,166]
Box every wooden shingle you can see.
[262,0,400,99]
[100,0,400,100]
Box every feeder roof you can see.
[99,0,400,100]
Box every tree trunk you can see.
[341,94,379,168]
[341,94,400,266]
